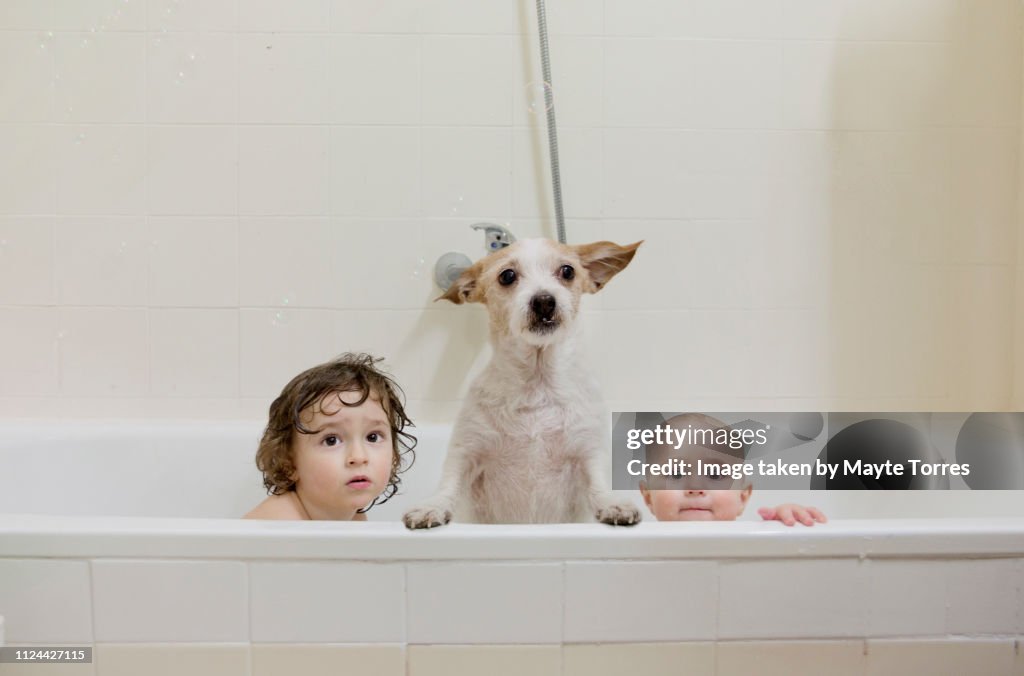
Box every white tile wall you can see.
[0,0,1020,419]
[249,562,405,643]
[91,560,249,642]
[406,563,562,644]
[0,556,1020,650]
[0,559,93,643]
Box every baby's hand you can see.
[757,504,827,527]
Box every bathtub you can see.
[0,420,1023,675]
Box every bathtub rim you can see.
[1,514,1023,561]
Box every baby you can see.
[245,353,416,520]
[638,413,826,526]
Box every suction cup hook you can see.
[434,223,518,292]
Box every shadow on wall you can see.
[827,1,1022,411]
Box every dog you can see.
[403,238,643,528]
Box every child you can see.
[638,413,827,526]
[245,353,415,521]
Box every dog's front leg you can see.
[585,447,642,526]
[402,443,471,529]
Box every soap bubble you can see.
[525,81,554,115]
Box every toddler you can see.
[638,413,826,526]
[245,353,415,520]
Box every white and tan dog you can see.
[403,238,643,528]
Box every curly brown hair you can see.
[255,353,416,513]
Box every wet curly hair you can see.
[255,353,416,513]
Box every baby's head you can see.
[255,353,415,516]
[639,413,752,521]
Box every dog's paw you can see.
[595,501,642,526]
[402,505,453,530]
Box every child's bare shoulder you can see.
[244,493,306,520]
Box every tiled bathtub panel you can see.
[90,560,248,643]
[407,645,560,676]
[250,644,405,676]
[249,562,405,643]
[563,561,717,642]
[93,644,248,676]
[0,559,92,644]
[563,642,715,676]
[406,562,562,644]
[717,558,867,640]
[865,639,1017,676]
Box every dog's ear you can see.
[437,260,484,304]
[573,240,642,293]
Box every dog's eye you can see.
[498,269,517,286]
[559,265,575,281]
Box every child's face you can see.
[641,483,752,521]
[289,389,394,519]
[639,442,752,522]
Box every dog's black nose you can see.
[531,294,557,321]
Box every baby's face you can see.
[290,389,394,519]
[643,484,751,521]
[640,442,751,522]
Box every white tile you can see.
[0,1,55,29]
[330,127,420,217]
[512,36,603,128]
[92,560,248,642]
[719,559,866,639]
[239,127,329,216]
[512,128,603,220]
[687,41,785,130]
[0,32,55,122]
[605,0,694,37]
[421,36,513,126]
[837,0,959,41]
[0,217,55,305]
[150,217,238,307]
[52,0,147,31]
[945,559,1019,635]
[55,217,149,305]
[0,308,59,395]
[417,0,517,34]
[414,304,491,402]
[55,126,146,215]
[240,0,330,32]
[604,40,696,128]
[332,220,426,309]
[543,0,604,36]
[688,0,794,39]
[603,129,687,219]
[148,126,238,215]
[832,42,954,130]
[565,561,716,642]
[329,35,419,125]
[148,0,237,32]
[0,125,57,214]
[54,33,144,123]
[238,217,336,307]
[329,0,419,34]
[421,128,510,219]
[333,310,425,397]
[58,308,149,396]
[0,559,92,643]
[239,34,330,124]
[948,0,1021,127]
[150,309,240,397]
[148,32,237,124]
[239,308,338,397]
[407,563,562,644]
[781,42,838,131]
[250,562,404,642]
[866,560,947,637]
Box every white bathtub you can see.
[1,420,1022,674]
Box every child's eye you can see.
[367,432,385,443]
[323,434,340,446]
